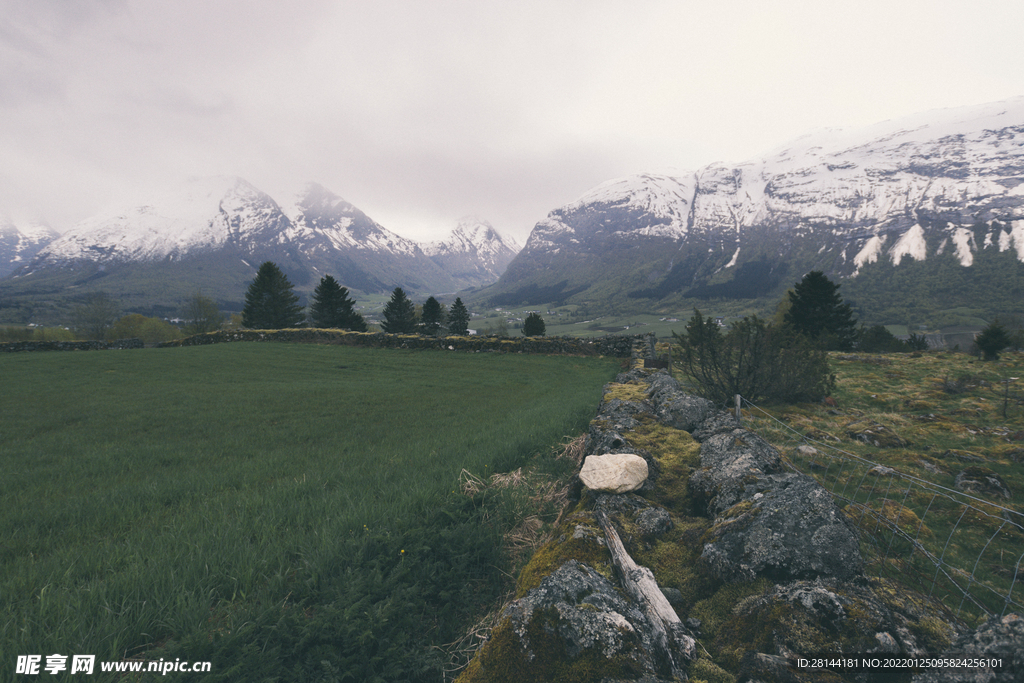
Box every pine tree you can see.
[381,287,417,333]
[522,312,546,337]
[975,320,1011,360]
[310,275,367,331]
[447,297,471,335]
[420,296,445,336]
[783,271,858,350]
[241,262,304,329]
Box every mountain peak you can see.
[0,217,59,277]
[421,217,520,289]
[490,95,1024,313]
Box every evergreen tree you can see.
[975,320,1011,360]
[241,262,304,329]
[420,296,445,336]
[783,271,858,350]
[447,297,471,335]
[522,312,546,337]
[381,287,417,333]
[310,275,367,331]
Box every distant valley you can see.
[3,97,1024,329]
[0,180,518,322]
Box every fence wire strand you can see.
[738,396,1024,621]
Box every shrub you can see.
[905,332,930,351]
[673,310,835,405]
[181,291,224,335]
[109,314,182,344]
[974,320,1011,360]
[858,324,907,353]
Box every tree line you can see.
[241,261,547,337]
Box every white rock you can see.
[579,453,649,493]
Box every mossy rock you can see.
[602,381,650,404]
[459,561,671,683]
[455,606,643,683]
[515,513,614,598]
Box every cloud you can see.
[2,0,1023,243]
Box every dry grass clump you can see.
[556,433,588,466]
[437,593,515,683]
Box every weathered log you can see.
[596,509,696,674]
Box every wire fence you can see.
[738,396,1024,624]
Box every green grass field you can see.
[738,350,1024,623]
[1,343,620,682]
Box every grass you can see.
[737,350,1024,625]
[0,343,619,682]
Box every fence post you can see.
[735,394,742,424]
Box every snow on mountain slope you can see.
[28,176,288,268]
[0,218,58,277]
[514,96,1024,274]
[422,217,520,288]
[284,182,421,257]
[423,216,519,263]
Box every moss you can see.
[866,577,957,651]
[911,615,956,652]
[688,655,737,683]
[457,607,643,683]
[688,578,773,669]
[514,515,613,598]
[626,416,701,510]
[602,381,648,403]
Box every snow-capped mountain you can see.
[282,182,456,293]
[2,178,495,313]
[489,97,1024,317]
[0,218,58,278]
[422,217,520,289]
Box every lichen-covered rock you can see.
[599,397,650,428]
[587,396,650,455]
[953,467,1012,500]
[699,473,864,583]
[912,612,1024,683]
[581,454,649,493]
[692,410,741,442]
[689,429,783,517]
[644,374,715,432]
[460,560,679,682]
[716,576,960,675]
[635,507,673,537]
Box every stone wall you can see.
[157,328,641,357]
[0,338,144,353]
[456,345,999,683]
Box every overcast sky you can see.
[2,0,1023,243]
